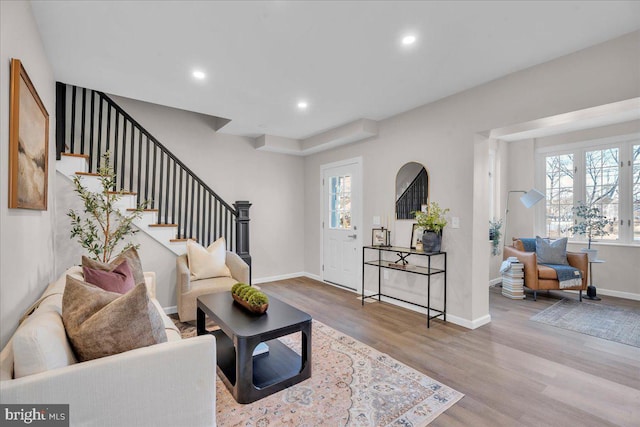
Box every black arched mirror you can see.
[395,162,429,219]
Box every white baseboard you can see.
[596,288,640,301]
[253,272,307,284]
[303,272,322,282]
[163,305,177,315]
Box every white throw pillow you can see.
[187,238,231,280]
[13,308,78,378]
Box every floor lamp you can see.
[503,188,545,250]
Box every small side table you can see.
[586,259,605,301]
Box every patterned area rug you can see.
[530,299,640,348]
[171,317,463,426]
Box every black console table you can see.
[362,246,446,327]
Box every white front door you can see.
[321,159,362,291]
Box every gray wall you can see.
[0,1,58,348]
[303,31,640,326]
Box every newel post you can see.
[55,82,66,160]
[234,201,252,282]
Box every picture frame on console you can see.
[9,58,49,210]
[372,228,387,246]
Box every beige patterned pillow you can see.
[82,247,145,286]
[62,275,167,362]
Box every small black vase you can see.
[421,230,442,253]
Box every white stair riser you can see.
[132,211,158,229]
[167,241,188,256]
[147,226,178,243]
[113,195,136,212]
[58,156,87,176]
[76,175,102,194]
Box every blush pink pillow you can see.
[82,259,135,294]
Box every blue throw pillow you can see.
[535,236,569,265]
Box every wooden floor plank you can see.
[257,278,640,426]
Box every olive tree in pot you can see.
[568,201,613,262]
[413,202,449,253]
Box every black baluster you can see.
[88,91,95,170]
[97,96,103,166]
[178,168,183,239]
[80,88,87,154]
[113,113,119,189]
[158,151,164,222]
[172,161,177,228]
[105,103,111,153]
[129,124,135,193]
[196,184,201,243]
[137,130,143,205]
[70,86,76,152]
[207,195,212,246]
[189,177,195,239]
[151,145,157,209]
[144,136,150,203]
[120,119,127,188]
[164,157,170,224]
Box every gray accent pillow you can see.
[62,276,167,362]
[535,236,569,265]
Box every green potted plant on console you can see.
[413,201,449,253]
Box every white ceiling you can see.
[31,1,640,140]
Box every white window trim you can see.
[535,132,640,246]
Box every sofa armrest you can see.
[144,271,157,299]
[226,251,250,284]
[0,335,216,427]
[567,251,589,288]
[504,246,539,289]
[176,254,191,293]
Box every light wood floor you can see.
[257,278,640,427]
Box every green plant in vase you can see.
[413,201,450,252]
[567,201,613,261]
[489,218,503,256]
[68,152,149,262]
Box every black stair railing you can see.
[395,167,428,220]
[55,82,251,268]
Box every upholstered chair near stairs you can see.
[176,250,250,322]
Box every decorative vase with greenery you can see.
[489,218,503,256]
[68,152,148,262]
[567,201,613,261]
[413,201,449,252]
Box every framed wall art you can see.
[9,58,49,210]
[410,223,423,249]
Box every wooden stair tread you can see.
[75,172,99,176]
[107,191,137,196]
[170,238,197,243]
[61,153,89,159]
[126,208,158,212]
[149,223,178,228]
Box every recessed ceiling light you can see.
[192,70,206,80]
[297,101,308,110]
[402,35,416,46]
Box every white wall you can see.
[52,95,306,308]
[304,31,640,327]
[0,1,57,348]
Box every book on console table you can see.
[388,263,416,270]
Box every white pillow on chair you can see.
[187,238,231,280]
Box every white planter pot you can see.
[581,248,598,262]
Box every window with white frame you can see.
[537,135,640,245]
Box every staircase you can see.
[55,83,251,265]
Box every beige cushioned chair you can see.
[176,252,250,322]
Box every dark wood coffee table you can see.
[197,291,312,404]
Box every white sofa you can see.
[0,266,216,427]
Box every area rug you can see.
[172,317,463,426]
[530,299,640,348]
